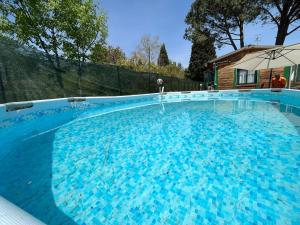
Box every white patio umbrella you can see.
[233,43,300,87]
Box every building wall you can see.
[212,46,300,90]
[216,48,265,90]
[215,48,290,90]
[259,68,284,88]
[217,63,235,89]
[218,65,286,90]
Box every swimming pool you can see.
[1,89,300,224]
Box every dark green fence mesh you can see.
[0,38,201,104]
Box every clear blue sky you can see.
[101,0,300,68]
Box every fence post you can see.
[148,73,151,93]
[177,79,180,91]
[117,66,121,95]
[0,68,7,103]
[155,74,158,92]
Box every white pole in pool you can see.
[157,78,164,94]
[289,70,295,89]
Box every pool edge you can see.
[0,196,45,225]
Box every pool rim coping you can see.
[1,88,300,106]
[1,88,300,119]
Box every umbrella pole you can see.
[268,68,273,88]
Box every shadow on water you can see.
[0,130,77,225]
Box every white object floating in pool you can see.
[0,196,45,225]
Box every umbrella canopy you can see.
[233,43,300,71]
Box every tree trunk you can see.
[275,4,290,45]
[224,19,238,50]
[275,20,289,45]
[239,20,245,48]
[54,53,61,71]
[38,36,56,69]
[51,31,65,96]
[226,30,238,50]
[53,48,65,96]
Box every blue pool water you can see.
[1,99,300,224]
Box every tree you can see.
[157,43,170,66]
[0,0,74,92]
[0,2,12,36]
[185,0,260,50]
[60,0,107,95]
[177,63,183,70]
[135,35,161,66]
[260,0,300,45]
[2,0,64,71]
[187,30,216,81]
[130,51,144,65]
[91,44,126,64]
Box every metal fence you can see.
[0,39,202,104]
[86,64,202,95]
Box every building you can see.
[208,45,298,90]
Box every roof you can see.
[209,45,278,64]
[233,42,300,70]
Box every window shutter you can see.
[233,68,237,88]
[256,70,260,88]
[284,66,291,80]
[214,65,218,89]
[297,64,300,82]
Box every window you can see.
[286,65,300,82]
[237,69,257,85]
[295,65,300,82]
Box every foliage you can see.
[134,35,161,65]
[118,58,185,79]
[187,30,216,81]
[259,0,300,45]
[1,0,107,94]
[0,2,12,35]
[185,0,260,50]
[1,0,65,70]
[59,0,108,95]
[91,44,126,64]
[157,43,170,66]
[126,35,184,77]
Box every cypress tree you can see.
[157,43,169,66]
[188,33,216,81]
